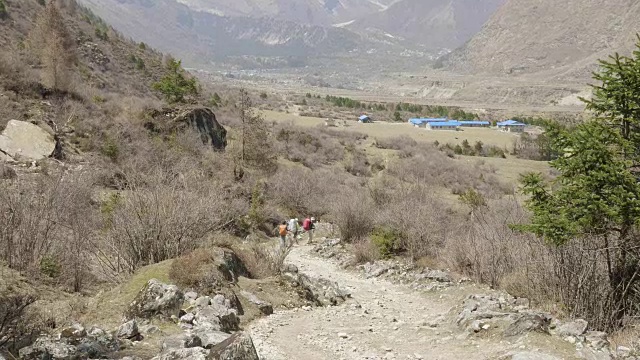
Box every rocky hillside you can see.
[442,0,640,79]
[346,0,505,51]
[79,0,398,69]
[78,0,505,70]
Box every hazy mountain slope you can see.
[176,0,400,25]
[347,0,505,50]
[444,0,640,78]
[79,0,382,68]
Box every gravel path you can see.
[249,245,577,360]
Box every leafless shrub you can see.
[353,239,379,264]
[333,190,375,242]
[168,249,228,294]
[0,294,41,355]
[99,167,246,275]
[231,242,291,279]
[374,135,418,151]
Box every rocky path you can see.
[249,245,578,360]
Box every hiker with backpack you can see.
[302,216,316,244]
[288,218,299,245]
[277,220,288,249]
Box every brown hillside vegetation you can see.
[443,0,640,80]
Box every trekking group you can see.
[278,216,316,249]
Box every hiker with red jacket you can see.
[302,216,316,244]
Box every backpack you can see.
[302,218,311,231]
[279,225,288,236]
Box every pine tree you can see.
[152,59,199,103]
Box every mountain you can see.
[176,0,401,26]
[346,0,505,51]
[443,0,640,79]
[79,0,395,69]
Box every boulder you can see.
[18,337,79,360]
[152,347,210,360]
[162,333,203,350]
[60,323,87,340]
[195,331,231,349]
[124,279,184,320]
[148,108,227,151]
[0,120,55,161]
[208,332,259,360]
[239,290,273,315]
[585,331,609,350]
[504,312,551,337]
[422,269,452,283]
[194,303,240,333]
[174,108,227,150]
[116,319,141,340]
[195,296,212,308]
[556,319,588,338]
[286,272,350,306]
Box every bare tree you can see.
[29,2,76,91]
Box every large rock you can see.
[208,332,259,360]
[239,290,273,315]
[151,347,209,360]
[284,272,350,306]
[124,279,184,320]
[116,319,141,340]
[556,319,588,338]
[504,312,551,337]
[193,302,240,333]
[18,336,79,360]
[147,108,227,151]
[0,120,55,161]
[195,331,231,349]
[162,333,203,350]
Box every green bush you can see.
[0,0,7,17]
[371,227,403,258]
[95,27,108,41]
[40,256,61,278]
[260,92,268,99]
[139,42,147,50]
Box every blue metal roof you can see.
[429,121,461,127]
[497,120,525,126]
[459,120,490,125]
[409,118,448,125]
[359,115,370,120]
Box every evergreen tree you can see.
[152,59,199,103]
[521,37,640,328]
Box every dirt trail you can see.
[249,245,577,360]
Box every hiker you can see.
[288,218,299,244]
[303,216,316,244]
[277,220,288,249]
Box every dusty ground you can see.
[249,245,578,360]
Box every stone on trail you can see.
[209,332,260,360]
[195,330,231,349]
[19,336,79,360]
[239,290,274,315]
[0,120,56,161]
[124,279,184,320]
[151,347,209,360]
[555,319,588,338]
[116,319,140,340]
[504,312,551,337]
[162,332,203,350]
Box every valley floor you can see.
[249,245,578,360]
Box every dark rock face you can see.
[174,108,227,151]
[146,107,227,151]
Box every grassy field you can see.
[262,110,520,149]
[262,109,550,186]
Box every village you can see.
[357,114,526,133]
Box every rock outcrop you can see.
[124,279,184,320]
[209,332,260,360]
[0,120,55,161]
[239,290,273,315]
[282,267,350,306]
[19,325,120,360]
[147,107,227,151]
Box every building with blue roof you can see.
[427,121,461,131]
[459,120,490,128]
[497,120,526,133]
[358,115,372,123]
[409,118,448,128]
